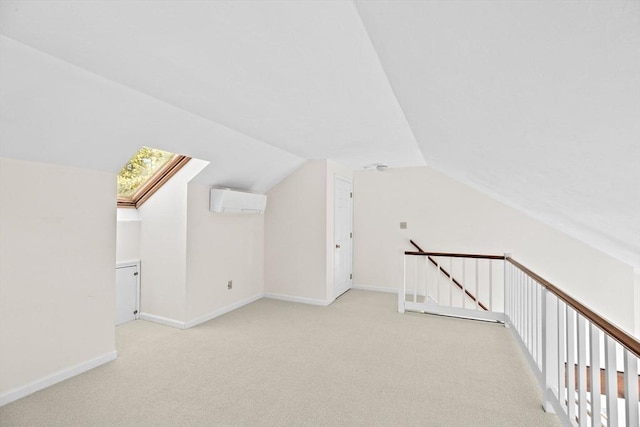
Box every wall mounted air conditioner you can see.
[209,189,267,215]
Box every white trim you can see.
[184,293,263,329]
[352,284,399,294]
[505,317,543,386]
[404,301,505,323]
[505,318,572,427]
[263,292,332,307]
[116,260,140,269]
[139,312,186,329]
[0,350,117,407]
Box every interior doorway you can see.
[334,176,353,299]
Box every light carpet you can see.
[0,290,560,426]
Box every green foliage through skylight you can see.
[117,147,175,199]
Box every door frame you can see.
[116,260,141,322]
[333,175,353,299]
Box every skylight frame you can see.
[117,154,191,208]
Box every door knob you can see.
[336,244,341,249]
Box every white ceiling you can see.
[0,1,638,268]
[0,35,305,193]
[0,0,424,171]
[355,0,640,268]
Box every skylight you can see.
[117,146,190,208]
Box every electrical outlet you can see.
[400,222,407,229]
[227,280,233,290]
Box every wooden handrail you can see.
[409,239,423,252]
[406,243,640,358]
[408,240,489,311]
[405,251,505,260]
[506,257,640,359]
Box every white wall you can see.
[264,159,355,304]
[137,159,265,327]
[353,166,636,334]
[264,160,329,302]
[635,270,640,338]
[185,183,264,322]
[137,160,208,323]
[0,157,116,398]
[116,209,140,263]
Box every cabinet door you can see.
[115,265,138,325]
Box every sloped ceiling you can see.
[0,0,424,175]
[355,0,640,269]
[0,1,638,268]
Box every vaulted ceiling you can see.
[0,1,638,268]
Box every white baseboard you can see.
[139,313,186,329]
[352,284,399,294]
[0,350,117,407]
[263,292,332,307]
[184,293,263,329]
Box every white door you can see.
[115,264,139,326]
[334,176,353,298]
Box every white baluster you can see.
[513,263,517,326]
[531,280,541,366]
[518,267,522,333]
[533,280,537,358]
[413,256,417,303]
[399,254,406,313]
[489,259,493,311]
[624,349,639,427]
[530,280,535,360]
[525,275,530,350]
[504,259,510,322]
[520,271,527,340]
[462,259,467,310]
[558,299,566,412]
[541,287,552,413]
[518,269,522,336]
[475,258,479,311]
[589,324,601,427]
[436,260,440,304]
[537,283,542,366]
[604,336,618,426]
[577,315,587,426]
[512,267,516,328]
[512,265,516,327]
[517,268,520,324]
[424,257,429,303]
[449,257,453,307]
[567,307,576,422]
[511,265,516,327]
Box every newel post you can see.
[503,253,511,326]
[398,253,406,314]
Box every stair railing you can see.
[401,246,640,427]
[410,240,489,311]
[401,248,505,322]
[506,257,639,427]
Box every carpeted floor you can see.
[0,290,560,426]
